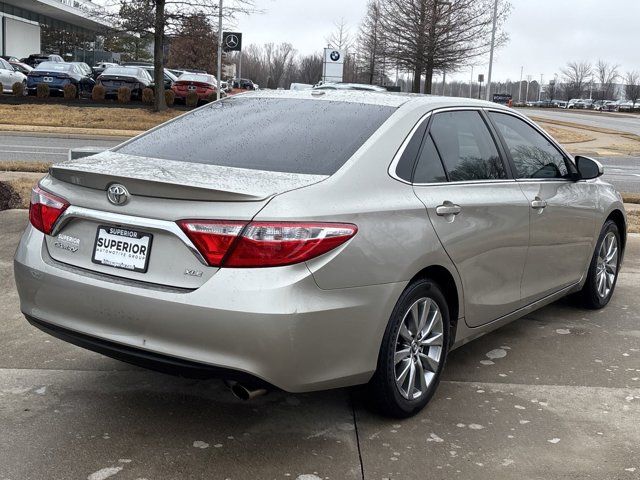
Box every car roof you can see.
[242,89,510,111]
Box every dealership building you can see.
[0,0,106,59]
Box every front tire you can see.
[367,279,450,418]
[579,220,621,309]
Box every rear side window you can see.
[430,111,506,181]
[394,118,428,181]
[413,135,447,183]
[489,112,571,179]
[117,97,396,175]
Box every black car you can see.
[97,66,153,99]
[27,62,96,96]
[233,78,256,90]
[23,54,64,68]
[122,63,178,90]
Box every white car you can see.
[0,57,26,93]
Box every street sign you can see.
[322,48,344,83]
[222,32,242,52]
[478,74,485,83]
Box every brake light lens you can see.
[178,220,247,267]
[29,185,69,235]
[178,220,357,268]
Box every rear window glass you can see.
[179,74,214,83]
[36,62,71,71]
[116,97,396,175]
[103,67,141,76]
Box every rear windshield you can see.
[36,62,71,71]
[103,67,141,76]
[179,74,214,83]
[116,97,396,175]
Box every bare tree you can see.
[378,0,511,94]
[358,1,386,85]
[296,54,323,85]
[326,18,353,52]
[560,61,592,100]
[95,0,255,111]
[595,60,619,100]
[268,43,296,88]
[625,71,640,108]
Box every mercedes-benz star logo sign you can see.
[330,50,341,62]
[225,34,239,49]
[107,184,130,206]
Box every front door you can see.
[412,110,531,327]
[487,111,597,303]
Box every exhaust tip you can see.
[229,382,267,401]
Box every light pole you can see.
[485,0,499,101]
[525,74,532,103]
[518,65,523,103]
[216,0,223,101]
[538,73,543,101]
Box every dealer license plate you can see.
[92,225,153,273]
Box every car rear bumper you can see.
[14,225,405,392]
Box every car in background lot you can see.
[566,98,580,109]
[0,57,27,93]
[23,54,64,68]
[314,82,387,92]
[1,55,20,62]
[123,63,178,90]
[172,73,217,102]
[97,66,153,99]
[233,78,256,90]
[71,62,93,77]
[9,61,33,76]
[27,61,96,97]
[92,62,119,79]
[14,91,626,418]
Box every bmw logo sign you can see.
[330,51,341,62]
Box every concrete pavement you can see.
[1,209,639,479]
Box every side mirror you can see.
[575,156,604,180]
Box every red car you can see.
[171,73,217,102]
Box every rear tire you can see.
[578,220,621,309]
[367,279,450,418]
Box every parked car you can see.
[9,61,33,76]
[566,98,581,109]
[171,73,217,101]
[313,82,387,92]
[0,57,27,93]
[71,62,93,77]
[92,62,119,79]
[23,54,64,68]
[618,100,639,112]
[97,66,153,99]
[26,61,96,97]
[14,91,626,417]
[232,78,256,90]
[552,100,567,108]
[1,55,20,62]
[123,63,178,90]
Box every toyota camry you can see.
[14,90,626,417]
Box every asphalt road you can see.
[0,133,123,163]
[520,108,640,136]
[598,156,640,193]
[1,209,639,480]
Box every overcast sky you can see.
[235,0,640,82]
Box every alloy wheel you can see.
[394,297,444,400]
[596,231,618,298]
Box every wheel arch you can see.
[606,209,626,252]
[410,265,461,346]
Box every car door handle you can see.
[435,203,462,216]
[530,198,547,209]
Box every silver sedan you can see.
[14,90,626,417]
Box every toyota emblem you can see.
[107,184,130,206]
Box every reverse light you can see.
[29,185,69,235]
[178,220,357,268]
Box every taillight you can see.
[178,220,246,267]
[178,220,357,268]
[29,186,69,235]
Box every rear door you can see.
[411,109,531,327]
[486,110,597,302]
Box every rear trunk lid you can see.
[42,151,327,289]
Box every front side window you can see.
[430,111,506,181]
[489,112,571,179]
